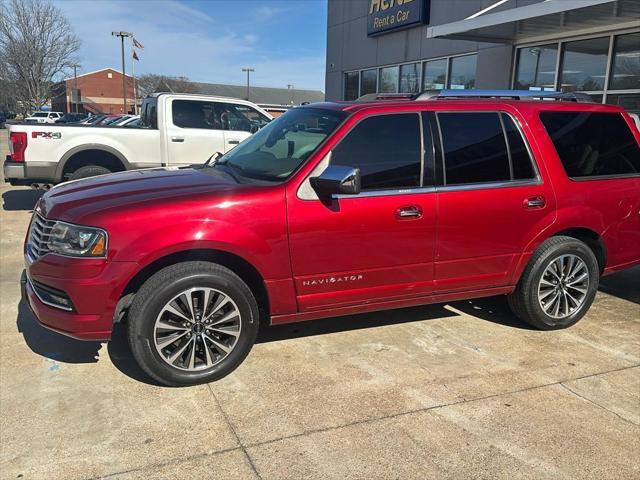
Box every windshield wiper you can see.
[202,151,223,168]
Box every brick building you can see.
[51,68,135,114]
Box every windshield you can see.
[215,107,346,181]
[32,112,48,117]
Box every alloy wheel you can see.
[153,287,241,371]
[537,254,589,320]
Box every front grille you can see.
[28,213,55,260]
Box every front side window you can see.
[332,114,421,191]
[560,37,609,92]
[218,103,270,133]
[438,112,511,185]
[215,108,346,181]
[449,55,477,90]
[540,112,640,178]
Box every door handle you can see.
[171,137,185,143]
[227,140,240,145]
[396,205,423,219]
[524,196,546,209]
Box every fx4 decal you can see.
[32,131,62,139]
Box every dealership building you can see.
[325,0,640,111]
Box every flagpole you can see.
[131,40,137,115]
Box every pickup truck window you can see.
[172,100,269,133]
[215,107,346,181]
[218,103,270,133]
[540,111,640,178]
[331,114,421,191]
[140,97,158,129]
[438,112,512,185]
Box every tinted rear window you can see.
[502,114,536,180]
[540,112,640,178]
[438,112,511,185]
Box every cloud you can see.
[54,0,326,90]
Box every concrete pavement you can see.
[0,129,638,479]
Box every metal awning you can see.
[427,0,640,44]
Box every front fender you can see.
[110,215,289,282]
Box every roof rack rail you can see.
[354,89,595,103]
[415,89,595,102]
[354,93,415,102]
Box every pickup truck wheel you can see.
[68,165,112,180]
[126,261,259,386]
[508,236,599,330]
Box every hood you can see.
[38,166,256,223]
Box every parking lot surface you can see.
[0,129,639,479]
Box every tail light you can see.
[10,132,27,162]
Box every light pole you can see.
[242,68,254,101]
[70,63,80,113]
[112,31,133,113]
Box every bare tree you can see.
[0,0,80,110]
[136,73,165,98]
[137,73,199,98]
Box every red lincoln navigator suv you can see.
[21,90,640,386]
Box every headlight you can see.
[48,221,108,257]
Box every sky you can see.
[55,0,328,91]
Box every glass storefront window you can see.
[606,93,640,113]
[560,37,609,92]
[379,66,399,93]
[610,33,640,90]
[422,59,447,90]
[344,72,359,101]
[360,69,377,96]
[448,55,477,89]
[399,63,420,93]
[515,44,558,91]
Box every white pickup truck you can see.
[4,93,272,187]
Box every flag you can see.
[133,50,139,61]
[132,37,144,49]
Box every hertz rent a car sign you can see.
[367,0,430,36]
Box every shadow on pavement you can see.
[2,189,43,211]
[21,267,638,386]
[448,295,537,330]
[107,323,165,386]
[256,303,460,343]
[16,300,102,363]
[598,266,640,305]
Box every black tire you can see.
[127,261,259,386]
[508,236,599,330]
[68,165,112,181]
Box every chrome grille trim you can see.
[28,213,55,261]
